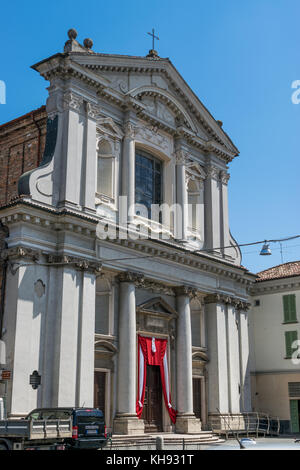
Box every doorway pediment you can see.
[137,297,177,318]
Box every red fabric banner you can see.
[136,335,177,424]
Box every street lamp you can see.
[259,242,272,256]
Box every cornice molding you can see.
[0,202,255,287]
[251,277,300,296]
[46,253,102,274]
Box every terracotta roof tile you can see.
[256,261,300,282]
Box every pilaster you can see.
[238,308,252,412]
[205,296,229,414]
[121,119,136,226]
[204,162,221,254]
[220,170,231,258]
[174,148,188,242]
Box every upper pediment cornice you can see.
[68,53,239,156]
[32,53,239,162]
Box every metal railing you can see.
[209,412,280,438]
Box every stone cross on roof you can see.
[147,28,159,50]
[147,28,159,58]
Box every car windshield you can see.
[76,415,104,424]
[26,410,72,420]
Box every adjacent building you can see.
[0,29,255,434]
[250,261,300,433]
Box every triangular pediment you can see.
[69,54,238,155]
[32,51,239,159]
[137,297,177,317]
[97,117,124,139]
[186,160,206,180]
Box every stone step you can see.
[108,431,222,449]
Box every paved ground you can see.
[105,435,300,451]
[202,437,300,450]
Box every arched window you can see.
[97,140,115,201]
[135,149,163,219]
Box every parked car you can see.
[0,407,108,450]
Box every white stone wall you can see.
[250,288,300,372]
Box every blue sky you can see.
[0,0,299,273]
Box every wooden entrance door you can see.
[94,371,106,420]
[193,377,202,420]
[142,365,163,432]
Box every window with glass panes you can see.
[285,331,298,358]
[135,150,162,219]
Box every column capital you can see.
[220,170,230,185]
[174,148,188,165]
[175,285,197,298]
[204,293,251,311]
[117,271,144,284]
[86,101,99,120]
[123,121,136,140]
[63,91,83,112]
[205,163,219,180]
[1,246,40,263]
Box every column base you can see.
[208,413,246,433]
[175,414,201,434]
[113,414,145,435]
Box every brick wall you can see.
[0,106,47,207]
[0,106,47,331]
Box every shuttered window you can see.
[285,331,298,358]
[283,294,297,323]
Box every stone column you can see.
[114,272,144,435]
[220,170,231,258]
[81,101,98,214]
[121,121,136,226]
[238,307,252,412]
[175,149,188,242]
[204,163,221,254]
[175,286,201,433]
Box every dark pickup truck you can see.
[0,407,108,450]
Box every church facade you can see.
[0,30,255,434]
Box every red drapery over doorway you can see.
[136,335,177,424]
